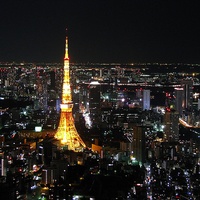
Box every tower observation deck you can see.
[54,36,86,151]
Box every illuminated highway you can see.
[179,118,193,128]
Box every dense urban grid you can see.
[1,62,200,199]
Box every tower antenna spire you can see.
[65,28,69,61]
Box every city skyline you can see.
[0,0,200,64]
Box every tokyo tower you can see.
[54,35,86,151]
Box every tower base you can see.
[55,111,86,152]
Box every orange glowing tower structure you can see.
[55,36,86,151]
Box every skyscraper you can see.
[164,110,179,142]
[174,87,184,115]
[181,79,193,112]
[132,125,146,165]
[88,81,101,128]
[54,36,86,151]
[143,89,150,110]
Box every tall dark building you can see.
[88,81,101,127]
[164,110,179,142]
[49,70,56,89]
[132,125,146,165]
[181,80,193,112]
[88,81,101,111]
[174,87,184,115]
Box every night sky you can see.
[0,0,200,63]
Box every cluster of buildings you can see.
[0,60,200,199]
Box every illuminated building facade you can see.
[143,89,150,110]
[164,110,179,142]
[0,151,6,176]
[54,36,86,151]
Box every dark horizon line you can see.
[0,61,200,66]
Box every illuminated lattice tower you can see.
[55,36,86,151]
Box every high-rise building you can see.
[0,151,6,176]
[181,80,193,112]
[88,81,101,111]
[143,89,150,110]
[49,70,56,89]
[41,168,55,185]
[174,87,184,115]
[132,126,146,165]
[54,35,86,151]
[164,110,179,142]
[88,81,101,127]
[198,99,200,111]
